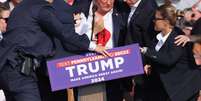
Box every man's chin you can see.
[103,8,112,12]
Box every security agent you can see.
[0,0,108,101]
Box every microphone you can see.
[91,4,98,41]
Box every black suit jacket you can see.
[51,0,88,59]
[0,0,90,70]
[144,28,201,101]
[124,0,157,47]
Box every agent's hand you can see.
[140,47,148,54]
[94,45,110,57]
[144,64,151,75]
[174,35,190,46]
[193,43,201,56]
[73,13,82,27]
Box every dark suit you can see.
[117,1,157,101]
[36,1,86,101]
[0,0,90,101]
[144,28,201,101]
[123,0,157,47]
[77,1,127,101]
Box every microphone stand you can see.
[91,4,97,41]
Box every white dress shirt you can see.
[0,31,3,41]
[9,2,15,11]
[155,32,171,51]
[86,2,114,49]
[127,0,141,24]
[0,90,5,101]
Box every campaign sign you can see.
[47,44,144,91]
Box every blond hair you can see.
[157,4,177,26]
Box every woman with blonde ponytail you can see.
[141,3,201,101]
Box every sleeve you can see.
[144,41,184,67]
[141,9,157,47]
[37,6,90,51]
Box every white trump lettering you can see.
[100,59,114,71]
[114,57,124,68]
[88,62,99,73]
[77,64,88,76]
[65,57,124,78]
[65,66,75,78]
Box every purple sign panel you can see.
[47,44,144,91]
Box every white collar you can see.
[9,2,15,11]
[130,0,141,9]
[156,31,171,43]
[103,9,113,18]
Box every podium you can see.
[78,83,107,101]
[47,44,144,101]
[67,89,75,101]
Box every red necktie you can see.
[66,0,74,6]
[97,28,111,46]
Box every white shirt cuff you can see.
[89,41,97,51]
